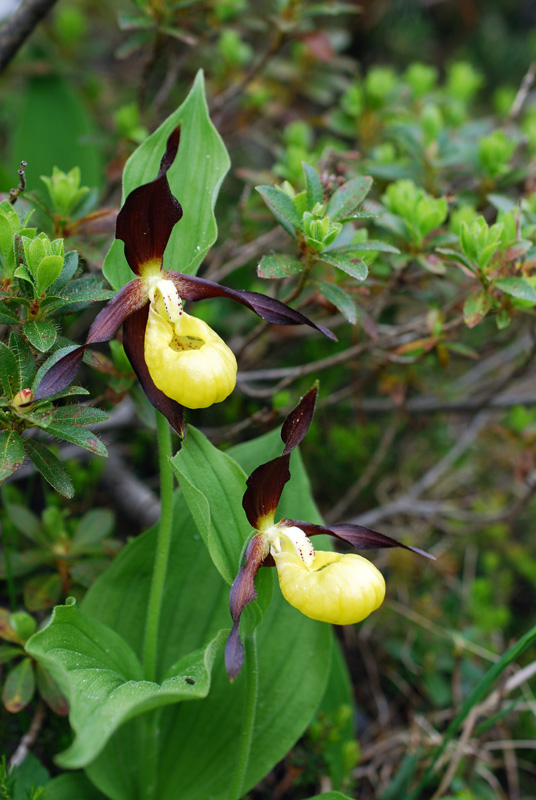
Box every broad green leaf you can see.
[0,341,18,397]
[171,426,250,585]
[26,600,226,769]
[35,255,64,296]
[24,440,74,498]
[0,430,25,480]
[321,251,368,281]
[302,161,324,209]
[313,280,358,324]
[494,277,536,302]
[77,432,332,800]
[256,185,302,237]
[23,319,58,352]
[2,657,35,712]
[11,74,101,191]
[257,252,303,279]
[103,71,230,290]
[327,177,373,221]
[463,291,492,328]
[43,772,107,800]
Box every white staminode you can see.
[266,524,316,568]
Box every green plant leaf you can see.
[24,573,63,611]
[256,185,302,237]
[313,280,358,324]
[494,277,536,301]
[302,161,324,209]
[51,406,109,427]
[0,645,23,664]
[43,772,107,800]
[327,177,373,221]
[103,71,230,290]
[0,341,18,398]
[333,240,400,254]
[320,251,368,281]
[35,255,64,296]
[2,657,35,712]
[171,426,250,586]
[40,423,108,457]
[257,253,303,279]
[0,304,19,324]
[23,320,58,353]
[35,662,69,715]
[58,276,115,305]
[24,440,74,498]
[71,509,115,552]
[463,290,492,328]
[48,250,79,294]
[26,600,226,768]
[3,503,43,543]
[9,332,35,393]
[0,431,25,480]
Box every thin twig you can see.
[508,61,536,123]
[9,160,27,204]
[9,699,46,770]
[0,0,59,73]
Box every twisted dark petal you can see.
[280,384,318,455]
[34,347,86,400]
[34,279,148,400]
[225,534,268,681]
[86,279,148,345]
[283,518,435,560]
[166,271,336,341]
[242,454,290,530]
[123,305,185,438]
[116,127,183,276]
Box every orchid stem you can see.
[228,632,258,800]
[143,411,174,682]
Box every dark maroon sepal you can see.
[116,127,183,276]
[281,384,318,455]
[34,347,86,400]
[123,305,185,438]
[284,518,434,560]
[242,454,290,529]
[166,272,336,340]
[225,533,268,680]
[86,279,148,345]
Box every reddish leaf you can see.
[36,662,69,715]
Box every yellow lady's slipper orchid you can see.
[225,385,433,680]
[35,127,335,435]
[144,279,237,408]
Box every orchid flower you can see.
[35,127,335,436]
[225,385,433,680]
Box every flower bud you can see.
[11,388,34,408]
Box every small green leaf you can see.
[313,280,358,324]
[320,252,368,281]
[59,276,115,305]
[72,509,115,551]
[52,406,109,426]
[24,573,63,611]
[0,431,25,480]
[327,177,373,222]
[256,185,302,237]
[24,440,74,498]
[463,291,492,328]
[0,341,18,397]
[42,423,107,457]
[257,253,303,279]
[302,162,324,209]
[2,657,35,712]
[48,250,79,294]
[4,502,43,543]
[0,304,19,324]
[494,277,536,302]
[9,331,35,393]
[36,662,69,715]
[0,645,23,664]
[334,240,400,254]
[35,255,64,296]
[23,320,58,353]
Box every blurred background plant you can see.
[1,0,536,798]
